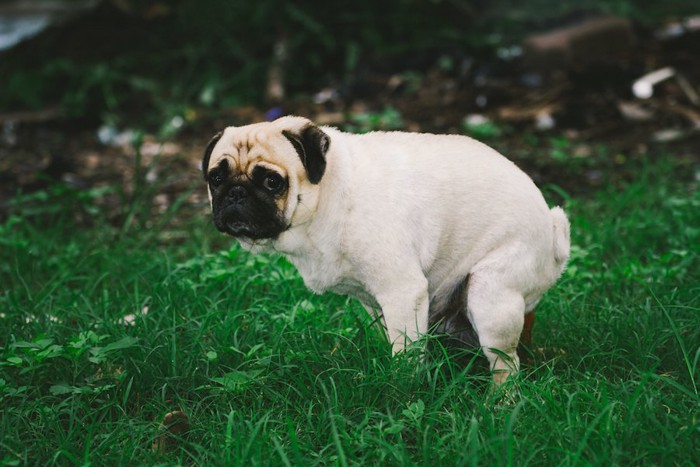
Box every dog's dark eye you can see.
[209,172,224,188]
[262,173,285,193]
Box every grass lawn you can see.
[1,155,698,466]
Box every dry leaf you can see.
[152,410,190,454]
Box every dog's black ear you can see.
[282,125,330,184]
[202,131,223,179]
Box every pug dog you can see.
[202,116,570,384]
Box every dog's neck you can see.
[273,136,351,260]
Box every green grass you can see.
[1,157,698,466]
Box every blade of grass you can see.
[651,290,698,396]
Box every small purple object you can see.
[265,106,284,121]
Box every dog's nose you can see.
[227,185,248,203]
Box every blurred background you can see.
[2,4,699,463]
[0,0,699,221]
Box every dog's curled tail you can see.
[550,206,571,271]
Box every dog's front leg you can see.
[374,280,430,355]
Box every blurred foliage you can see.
[473,0,700,42]
[344,107,405,133]
[0,0,698,128]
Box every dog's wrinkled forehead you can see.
[205,117,312,176]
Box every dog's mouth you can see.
[211,197,289,241]
[220,220,257,238]
[214,217,267,240]
[214,214,289,241]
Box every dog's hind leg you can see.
[465,272,526,386]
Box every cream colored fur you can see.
[207,116,571,384]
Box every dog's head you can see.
[202,116,330,241]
